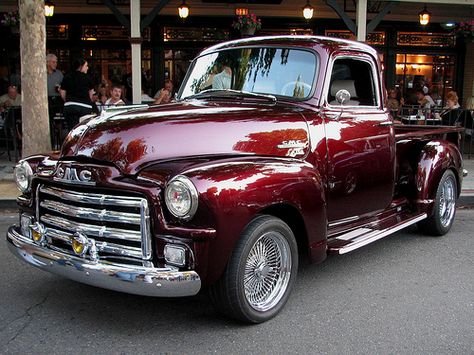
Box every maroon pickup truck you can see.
[7,36,465,323]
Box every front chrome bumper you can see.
[6,226,201,297]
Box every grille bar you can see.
[40,200,141,225]
[46,227,143,259]
[40,185,144,208]
[40,214,142,242]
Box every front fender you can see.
[415,140,462,213]
[182,157,326,285]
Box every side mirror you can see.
[335,89,351,106]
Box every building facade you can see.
[1,0,473,104]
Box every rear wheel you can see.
[209,215,298,323]
[418,169,457,236]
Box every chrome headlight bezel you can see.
[164,175,198,221]
[14,160,33,193]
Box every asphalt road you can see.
[1,209,473,355]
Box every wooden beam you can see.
[326,0,356,34]
[141,0,170,31]
[103,0,130,31]
[367,2,397,33]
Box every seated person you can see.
[154,80,173,104]
[105,84,126,106]
[200,65,219,91]
[416,89,435,109]
[387,89,404,111]
[439,91,462,126]
[212,59,232,90]
[97,83,110,105]
[0,85,21,112]
[141,89,154,103]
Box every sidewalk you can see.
[1,155,474,208]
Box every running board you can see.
[327,213,427,255]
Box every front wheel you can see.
[209,215,298,323]
[418,169,457,236]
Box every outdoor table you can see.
[401,115,442,125]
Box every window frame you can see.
[323,52,382,111]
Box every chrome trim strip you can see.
[7,226,201,297]
[53,177,96,186]
[328,215,360,228]
[17,195,31,205]
[40,214,142,242]
[338,213,427,254]
[46,227,143,259]
[39,186,143,208]
[40,200,141,225]
[36,184,40,222]
[165,175,199,221]
[141,199,152,259]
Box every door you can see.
[323,54,396,222]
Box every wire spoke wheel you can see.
[209,215,298,323]
[243,231,291,312]
[439,176,456,228]
[417,169,457,236]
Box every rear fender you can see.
[184,157,326,285]
[415,140,462,214]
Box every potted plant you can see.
[232,13,262,37]
[452,20,474,43]
[1,11,20,34]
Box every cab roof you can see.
[200,35,379,58]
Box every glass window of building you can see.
[396,54,455,106]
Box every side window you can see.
[328,57,378,107]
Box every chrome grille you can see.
[37,185,151,263]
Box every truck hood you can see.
[61,100,310,175]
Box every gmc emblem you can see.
[54,167,95,185]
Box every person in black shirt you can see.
[60,58,94,130]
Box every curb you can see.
[0,199,18,210]
[458,195,474,208]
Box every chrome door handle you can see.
[323,112,342,121]
[379,121,393,126]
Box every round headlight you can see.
[165,175,198,220]
[14,161,33,193]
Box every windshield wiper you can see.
[183,89,277,103]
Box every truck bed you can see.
[394,124,464,142]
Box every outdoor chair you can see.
[0,106,22,162]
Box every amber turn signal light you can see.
[30,222,46,244]
[72,233,89,257]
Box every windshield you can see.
[178,47,317,100]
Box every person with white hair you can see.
[0,85,21,111]
[47,53,63,98]
[47,53,64,147]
